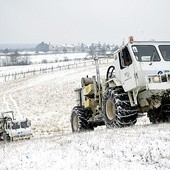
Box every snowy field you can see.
[0,62,170,170]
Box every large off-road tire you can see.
[102,87,138,128]
[148,107,161,124]
[148,95,170,123]
[3,132,11,142]
[71,106,94,132]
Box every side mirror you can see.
[27,120,31,127]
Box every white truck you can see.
[0,111,32,142]
[71,38,170,131]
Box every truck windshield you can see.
[21,121,29,128]
[159,45,170,61]
[12,122,20,129]
[132,45,160,62]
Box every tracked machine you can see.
[71,38,170,132]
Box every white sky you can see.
[0,0,170,45]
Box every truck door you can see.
[119,47,137,91]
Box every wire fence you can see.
[0,59,113,82]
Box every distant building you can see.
[48,43,58,52]
[36,42,49,53]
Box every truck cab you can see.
[113,40,170,110]
[5,119,32,139]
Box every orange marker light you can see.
[129,36,134,42]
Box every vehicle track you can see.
[3,87,24,119]
[1,77,38,119]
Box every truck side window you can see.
[119,47,132,69]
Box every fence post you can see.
[0,59,111,82]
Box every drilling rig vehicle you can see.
[71,38,170,132]
[0,111,32,142]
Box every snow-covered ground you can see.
[0,62,170,170]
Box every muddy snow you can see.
[0,62,170,170]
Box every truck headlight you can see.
[153,76,161,83]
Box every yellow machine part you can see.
[83,84,94,96]
[84,98,95,108]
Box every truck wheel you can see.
[102,87,138,128]
[147,108,160,123]
[148,98,170,123]
[71,106,94,132]
[160,96,170,122]
[3,133,11,142]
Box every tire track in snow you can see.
[9,91,22,118]
[2,79,33,119]
[3,87,23,119]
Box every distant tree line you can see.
[0,41,119,66]
[0,41,119,55]
[35,41,119,55]
[1,49,30,66]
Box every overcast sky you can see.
[0,0,170,45]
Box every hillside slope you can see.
[0,63,170,169]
